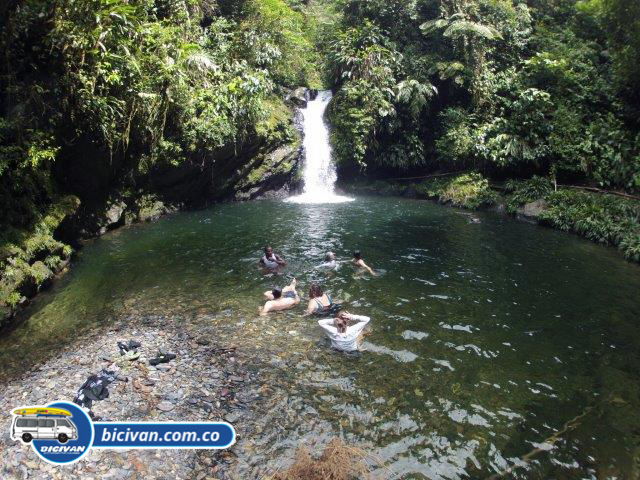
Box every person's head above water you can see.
[264,245,274,256]
[334,311,349,333]
[309,283,324,299]
[353,251,362,260]
[324,252,335,262]
[271,288,282,299]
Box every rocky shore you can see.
[0,317,256,480]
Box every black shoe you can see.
[118,339,142,355]
[149,352,176,366]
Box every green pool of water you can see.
[2,197,640,478]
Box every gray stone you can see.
[104,201,127,226]
[157,401,174,412]
[225,411,243,423]
[289,87,307,108]
[522,199,548,218]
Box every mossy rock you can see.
[41,195,81,232]
[504,177,554,214]
[235,140,302,200]
[0,265,27,305]
[135,195,167,223]
[256,96,296,145]
[29,261,54,288]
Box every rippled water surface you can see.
[3,197,640,478]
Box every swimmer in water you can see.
[316,251,337,270]
[259,245,286,270]
[352,251,376,275]
[317,311,370,352]
[305,283,338,315]
[260,278,299,315]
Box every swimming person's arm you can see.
[360,260,376,275]
[260,301,272,316]
[346,315,370,335]
[318,319,337,336]
[305,299,317,315]
[275,254,286,265]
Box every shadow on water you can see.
[2,197,640,477]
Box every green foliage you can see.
[434,109,476,168]
[326,17,437,170]
[0,0,324,237]
[581,116,640,191]
[504,176,554,214]
[581,0,640,97]
[5,291,22,309]
[620,231,640,263]
[29,261,53,286]
[255,96,296,145]
[414,173,498,210]
[237,0,323,87]
[539,191,640,260]
[326,0,640,193]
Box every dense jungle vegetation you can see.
[327,0,640,187]
[326,0,640,260]
[1,0,639,321]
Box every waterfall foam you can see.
[286,90,353,204]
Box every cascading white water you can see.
[286,90,353,204]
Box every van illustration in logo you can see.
[11,407,78,444]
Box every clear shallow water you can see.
[2,197,640,478]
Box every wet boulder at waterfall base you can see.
[234,143,304,201]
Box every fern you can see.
[443,21,500,40]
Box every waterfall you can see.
[286,90,353,204]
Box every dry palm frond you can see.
[268,438,382,480]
